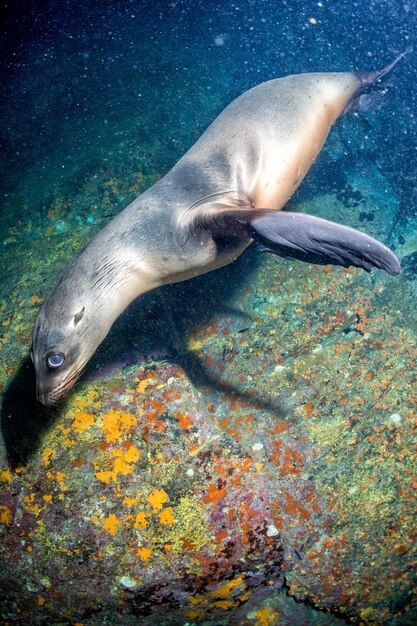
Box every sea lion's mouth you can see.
[36,361,88,406]
[37,391,63,407]
[36,385,65,406]
[36,379,69,406]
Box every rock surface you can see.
[1,217,416,624]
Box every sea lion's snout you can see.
[32,321,95,405]
[35,376,63,407]
[32,337,75,406]
[33,341,89,406]
[31,286,93,405]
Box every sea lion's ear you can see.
[74,307,85,325]
[249,211,401,275]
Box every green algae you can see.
[307,415,350,448]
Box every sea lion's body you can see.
[78,73,362,284]
[32,62,403,405]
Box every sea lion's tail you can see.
[343,49,411,114]
[356,48,412,87]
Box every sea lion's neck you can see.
[75,231,161,322]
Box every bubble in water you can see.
[214,33,230,46]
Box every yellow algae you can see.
[136,379,149,394]
[0,505,12,525]
[212,600,235,610]
[72,388,98,408]
[0,468,13,483]
[187,336,205,351]
[29,503,41,515]
[239,591,251,603]
[118,445,140,470]
[123,496,137,507]
[101,514,123,536]
[308,415,349,447]
[41,448,56,467]
[23,492,41,515]
[73,397,88,409]
[37,595,46,606]
[186,608,205,619]
[360,607,376,621]
[71,410,95,434]
[94,470,114,485]
[101,409,138,443]
[148,489,169,511]
[146,495,211,554]
[159,507,174,526]
[55,472,67,491]
[255,607,279,626]
[136,547,152,560]
[134,512,149,529]
[209,576,244,599]
[113,445,140,474]
[94,444,140,483]
[185,577,247,615]
[42,495,53,504]
[58,424,76,447]
[188,595,207,606]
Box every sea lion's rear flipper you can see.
[248,212,401,275]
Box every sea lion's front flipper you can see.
[248,212,401,275]
[181,191,256,234]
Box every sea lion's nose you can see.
[35,383,47,406]
[36,379,54,406]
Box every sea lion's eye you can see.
[47,352,65,369]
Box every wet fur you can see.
[32,59,404,404]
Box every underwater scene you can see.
[1,0,417,624]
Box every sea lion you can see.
[32,56,404,405]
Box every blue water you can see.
[1,0,417,242]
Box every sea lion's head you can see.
[31,239,149,405]
[31,267,112,406]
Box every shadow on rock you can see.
[84,249,259,379]
[401,250,417,279]
[1,356,63,468]
[86,247,284,415]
